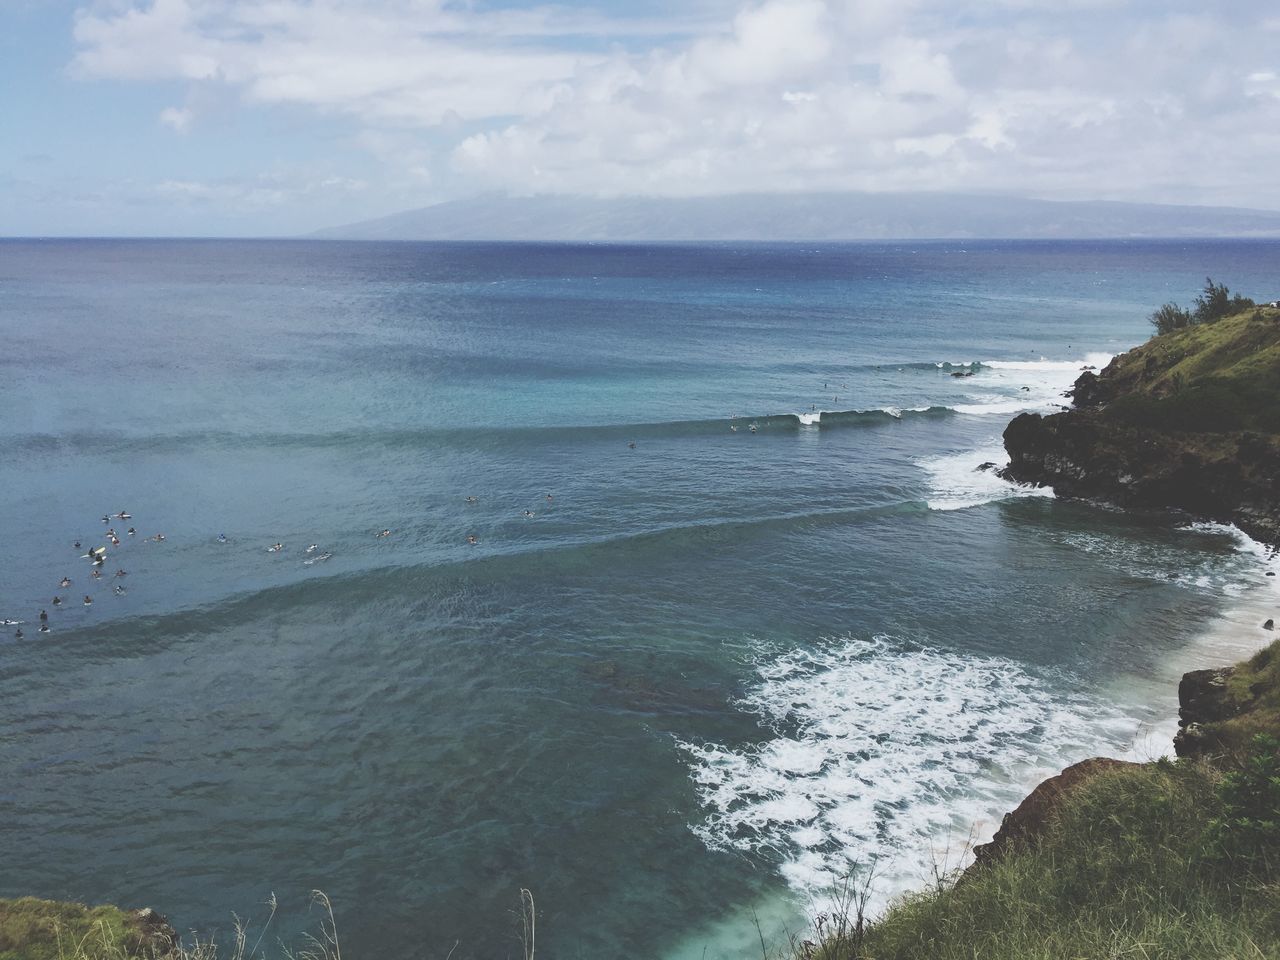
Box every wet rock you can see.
[1265,619,1275,630]
[975,462,996,472]
[1174,667,1237,759]
[1001,410,1280,547]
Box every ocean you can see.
[2,238,1278,958]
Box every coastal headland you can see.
[1001,301,1280,545]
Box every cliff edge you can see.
[1001,305,1280,545]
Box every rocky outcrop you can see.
[129,907,180,957]
[1001,307,1280,545]
[1001,412,1280,545]
[1173,667,1239,758]
[966,757,1140,875]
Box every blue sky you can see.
[3,0,1279,236]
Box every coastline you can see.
[1104,524,1280,756]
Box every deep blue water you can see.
[2,238,1278,958]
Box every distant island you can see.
[311,192,1280,242]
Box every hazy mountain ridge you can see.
[312,193,1280,241]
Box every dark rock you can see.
[951,370,974,378]
[1174,667,1238,759]
[975,462,996,472]
[1068,369,1109,408]
[1000,411,1280,546]
[966,758,1139,875]
[1265,619,1275,630]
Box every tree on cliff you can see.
[1193,277,1255,325]
[1150,302,1192,334]
[1149,278,1255,334]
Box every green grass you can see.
[0,891,345,960]
[1204,639,1280,762]
[1102,305,1280,433]
[0,899,155,960]
[799,758,1280,960]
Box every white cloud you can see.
[158,105,193,132]
[67,0,1280,209]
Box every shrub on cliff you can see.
[1148,278,1255,334]
[1150,302,1193,335]
[1213,734,1280,868]
[1194,278,1256,325]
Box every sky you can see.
[2,0,1280,236]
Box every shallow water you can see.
[1,238,1278,958]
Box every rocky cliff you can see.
[1000,305,1280,545]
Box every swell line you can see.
[5,406,958,456]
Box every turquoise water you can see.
[1,238,1278,957]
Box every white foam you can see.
[953,352,1112,418]
[983,353,1112,372]
[1049,525,1268,599]
[798,411,822,426]
[918,442,1052,511]
[677,636,1142,914]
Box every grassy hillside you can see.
[802,641,1280,960]
[1094,305,1280,433]
[0,899,170,960]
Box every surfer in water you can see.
[114,569,127,578]
[268,543,284,553]
[306,544,319,554]
[14,628,22,639]
[83,596,92,606]
[376,529,392,538]
[114,585,126,596]
[524,510,535,519]
[628,441,636,449]
[51,597,62,606]
[128,528,136,536]
[466,496,478,504]
[39,610,47,623]
[467,535,478,545]
[59,577,71,588]
[39,624,49,633]
[217,533,228,543]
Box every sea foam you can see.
[919,443,1051,511]
[677,636,1141,912]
